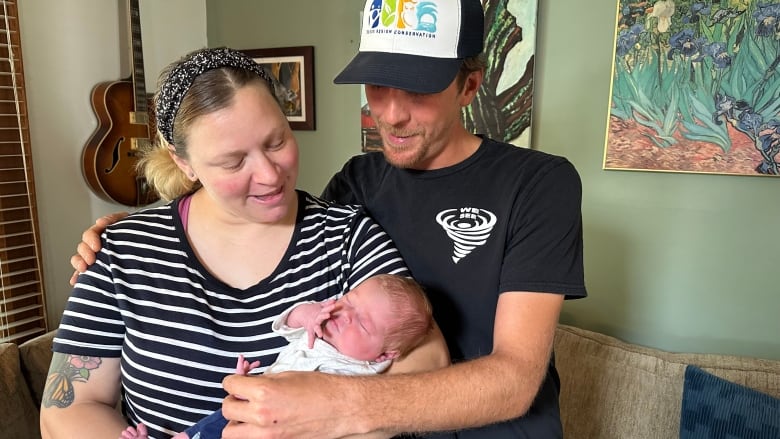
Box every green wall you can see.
[207,0,780,360]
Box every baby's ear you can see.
[375,350,400,362]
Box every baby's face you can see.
[320,278,395,361]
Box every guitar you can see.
[82,0,158,206]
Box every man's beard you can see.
[377,124,428,169]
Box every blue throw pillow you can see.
[680,365,780,439]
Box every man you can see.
[72,1,586,437]
[223,0,586,436]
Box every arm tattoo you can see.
[42,353,103,408]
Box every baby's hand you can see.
[236,354,261,375]
[120,423,148,439]
[306,299,337,348]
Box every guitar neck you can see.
[129,0,147,120]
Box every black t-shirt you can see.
[322,137,587,438]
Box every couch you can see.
[3,326,779,439]
[554,324,780,438]
[1,330,55,439]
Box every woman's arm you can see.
[40,354,126,439]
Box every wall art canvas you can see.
[360,0,538,152]
[604,1,780,176]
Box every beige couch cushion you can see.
[0,342,42,439]
[554,324,780,439]
[19,330,56,406]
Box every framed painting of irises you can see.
[361,0,537,152]
[604,1,780,176]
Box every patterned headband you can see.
[155,47,274,145]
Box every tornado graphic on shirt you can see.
[436,208,497,263]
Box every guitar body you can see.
[81,0,157,207]
[82,79,158,206]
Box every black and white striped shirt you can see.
[53,191,408,439]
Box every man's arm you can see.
[40,354,125,438]
[384,322,450,375]
[221,291,563,438]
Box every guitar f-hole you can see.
[105,137,125,173]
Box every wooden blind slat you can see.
[0,290,40,306]
[0,169,28,183]
[0,326,45,344]
[0,277,40,289]
[0,302,41,318]
[0,254,34,264]
[1,257,37,277]
[0,86,25,100]
[0,314,46,335]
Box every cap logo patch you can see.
[361,0,460,58]
[367,0,438,33]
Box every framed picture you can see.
[604,1,780,176]
[242,46,315,130]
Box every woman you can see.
[40,47,446,439]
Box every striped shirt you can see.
[53,191,408,439]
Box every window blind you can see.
[0,0,48,344]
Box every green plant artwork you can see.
[463,0,537,148]
[604,0,780,176]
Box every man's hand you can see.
[221,372,366,439]
[69,212,129,285]
[219,324,449,439]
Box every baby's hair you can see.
[373,274,433,356]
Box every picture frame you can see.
[604,1,780,177]
[241,46,315,130]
